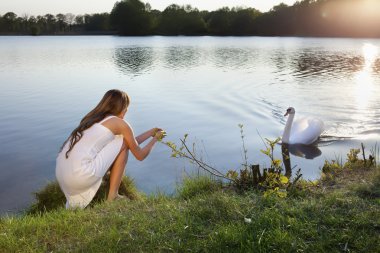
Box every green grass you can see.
[27,173,140,214]
[1,166,379,252]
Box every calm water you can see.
[1,36,380,214]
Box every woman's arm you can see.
[103,117,164,161]
[135,128,161,144]
[116,120,164,161]
[122,122,156,161]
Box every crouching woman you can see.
[56,89,165,209]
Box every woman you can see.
[56,89,165,209]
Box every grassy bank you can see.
[0,164,379,252]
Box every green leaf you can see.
[280,175,289,184]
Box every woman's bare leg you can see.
[107,140,129,201]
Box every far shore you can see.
[1,33,380,39]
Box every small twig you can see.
[175,143,225,177]
[180,141,231,180]
[239,124,249,169]
[180,139,236,182]
[201,140,211,165]
[361,143,366,166]
[256,129,268,149]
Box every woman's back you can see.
[56,115,124,208]
[58,116,117,161]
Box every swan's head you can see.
[284,107,295,116]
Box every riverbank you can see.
[0,160,379,252]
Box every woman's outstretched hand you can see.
[152,128,166,141]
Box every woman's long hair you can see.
[61,89,130,158]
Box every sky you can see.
[0,0,298,16]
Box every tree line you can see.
[1,0,379,37]
[0,12,113,35]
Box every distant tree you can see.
[157,4,206,35]
[157,4,185,34]
[85,13,110,31]
[271,3,289,12]
[254,3,296,36]
[230,8,261,35]
[145,2,152,12]
[3,12,17,32]
[0,15,3,32]
[65,13,76,31]
[207,7,231,35]
[17,14,29,33]
[28,15,37,25]
[44,14,56,33]
[56,13,67,32]
[182,6,207,35]
[75,15,84,25]
[110,0,153,35]
[149,9,161,32]
[36,15,46,30]
[27,15,39,35]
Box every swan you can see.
[282,107,324,145]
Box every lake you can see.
[0,36,379,215]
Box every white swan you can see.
[282,107,324,145]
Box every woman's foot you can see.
[115,194,126,200]
[107,193,126,202]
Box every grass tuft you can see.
[355,169,380,198]
[177,175,222,199]
[28,174,140,214]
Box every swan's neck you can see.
[282,113,295,144]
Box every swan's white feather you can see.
[289,117,324,145]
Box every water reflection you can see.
[373,58,380,73]
[281,144,292,178]
[292,51,363,79]
[354,43,378,111]
[287,144,321,159]
[163,46,201,70]
[271,50,291,73]
[362,43,378,68]
[212,48,257,70]
[113,47,154,76]
[281,143,322,178]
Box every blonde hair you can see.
[62,89,130,158]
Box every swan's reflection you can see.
[288,144,322,159]
[281,144,292,178]
[281,143,322,178]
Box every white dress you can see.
[56,115,123,209]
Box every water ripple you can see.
[291,52,363,79]
[163,46,202,70]
[113,47,155,76]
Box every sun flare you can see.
[354,43,378,109]
[362,43,378,68]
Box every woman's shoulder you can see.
[101,116,131,134]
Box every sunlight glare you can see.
[362,43,378,68]
[354,70,373,109]
[353,43,378,110]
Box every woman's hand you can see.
[153,129,166,141]
[151,127,163,137]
